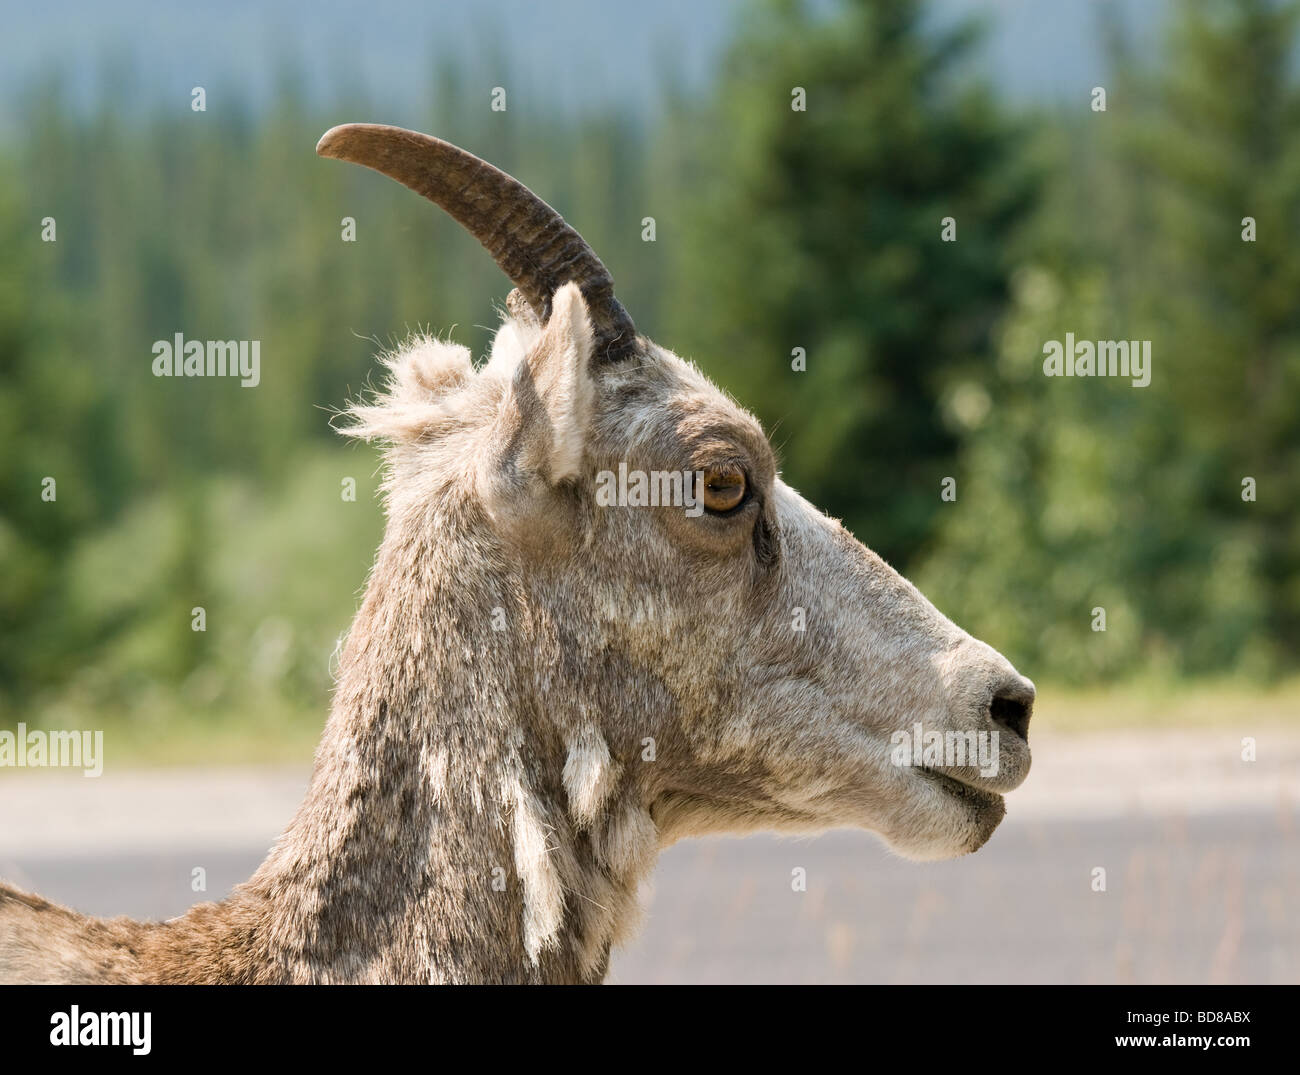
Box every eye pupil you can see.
[702,468,746,512]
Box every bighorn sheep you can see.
[0,125,1035,984]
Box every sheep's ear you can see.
[503,281,595,484]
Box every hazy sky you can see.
[0,0,1164,131]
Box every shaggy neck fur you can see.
[144,485,657,983]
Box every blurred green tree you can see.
[917,0,1300,681]
[666,0,1040,570]
[0,64,659,731]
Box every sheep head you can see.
[318,125,1035,864]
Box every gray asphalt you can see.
[4,810,1296,983]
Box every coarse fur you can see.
[1,238,1035,986]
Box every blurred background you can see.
[0,0,1296,982]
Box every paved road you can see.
[2,730,1297,983]
[2,810,1296,984]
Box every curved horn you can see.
[317,123,636,362]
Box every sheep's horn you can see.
[316,123,637,363]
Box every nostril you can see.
[990,689,1033,743]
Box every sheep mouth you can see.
[918,766,1004,809]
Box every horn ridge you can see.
[316,123,636,362]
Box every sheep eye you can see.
[702,467,746,513]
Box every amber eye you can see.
[701,466,747,513]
